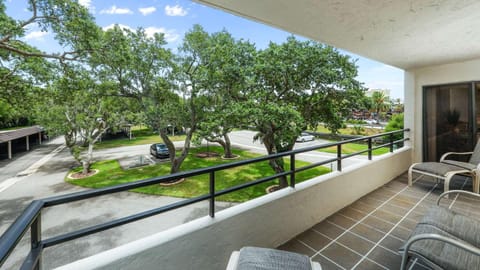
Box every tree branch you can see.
[0,43,80,61]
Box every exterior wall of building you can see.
[57,149,412,270]
[405,57,480,162]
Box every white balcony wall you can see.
[405,57,480,162]
[57,148,411,270]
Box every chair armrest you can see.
[226,251,240,270]
[440,151,474,161]
[400,233,480,270]
[437,190,480,205]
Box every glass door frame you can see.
[422,81,477,161]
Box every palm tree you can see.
[371,91,390,120]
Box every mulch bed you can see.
[266,185,281,193]
[221,154,240,160]
[159,178,186,186]
[195,152,220,158]
[68,169,99,179]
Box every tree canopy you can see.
[1,1,368,180]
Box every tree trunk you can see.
[269,158,288,188]
[209,134,233,158]
[82,160,90,175]
[160,129,175,160]
[263,135,288,189]
[160,127,195,174]
[223,133,233,158]
[81,142,94,174]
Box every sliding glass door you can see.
[423,83,475,161]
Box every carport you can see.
[0,126,45,159]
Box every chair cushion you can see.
[237,247,312,270]
[418,206,480,247]
[400,223,480,270]
[411,162,470,177]
[441,160,477,171]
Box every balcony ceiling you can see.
[195,0,480,70]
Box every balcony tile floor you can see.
[278,172,480,270]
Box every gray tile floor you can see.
[278,172,480,270]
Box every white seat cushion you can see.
[226,247,322,270]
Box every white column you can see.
[39,132,42,144]
[404,70,418,162]
[26,135,30,151]
[8,141,12,159]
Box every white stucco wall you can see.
[406,57,480,162]
[57,148,411,270]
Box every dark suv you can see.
[150,143,170,159]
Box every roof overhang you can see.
[194,0,480,70]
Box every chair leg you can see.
[474,172,480,194]
[445,174,453,199]
[408,164,417,187]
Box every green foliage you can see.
[385,113,404,132]
[253,36,365,135]
[350,125,365,135]
[1,0,100,60]
[1,0,100,127]
[34,64,126,173]
[384,113,404,143]
[193,29,257,157]
[1,3,367,180]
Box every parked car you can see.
[296,132,315,142]
[365,119,379,125]
[150,143,170,158]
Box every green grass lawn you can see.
[66,146,330,202]
[317,142,389,156]
[94,127,186,150]
[314,125,383,136]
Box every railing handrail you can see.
[39,129,409,207]
[0,129,409,269]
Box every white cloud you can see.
[139,6,156,16]
[102,24,133,32]
[24,31,48,40]
[78,0,91,9]
[145,27,179,42]
[78,0,95,13]
[165,5,187,16]
[100,5,133,15]
[102,24,179,43]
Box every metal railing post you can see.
[31,213,41,270]
[337,144,342,171]
[209,172,215,218]
[290,154,295,188]
[390,134,394,152]
[368,138,372,160]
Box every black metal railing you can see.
[0,129,409,270]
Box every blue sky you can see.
[6,0,404,99]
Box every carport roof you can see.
[0,126,44,143]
